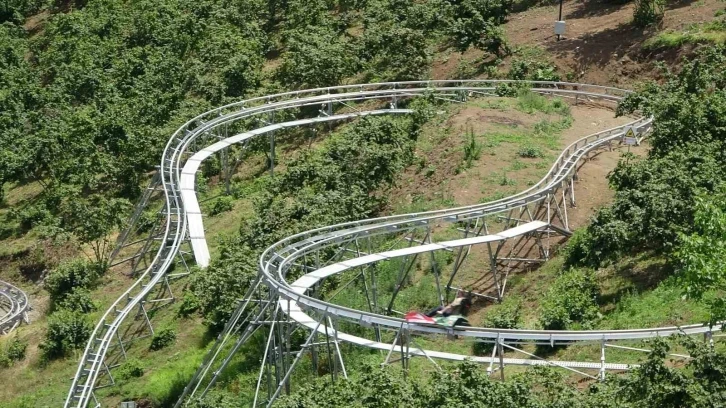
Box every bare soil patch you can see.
[503,0,724,86]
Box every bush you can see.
[150,327,177,351]
[485,298,523,329]
[135,209,158,234]
[56,287,97,313]
[190,245,258,331]
[494,83,522,97]
[6,336,27,361]
[539,269,600,330]
[13,204,53,232]
[474,298,523,355]
[634,0,665,28]
[209,196,234,216]
[40,309,92,360]
[0,336,28,367]
[460,127,483,171]
[509,57,560,81]
[45,258,101,306]
[517,146,544,158]
[177,293,201,318]
[186,390,242,408]
[117,358,144,380]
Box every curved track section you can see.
[0,280,29,335]
[67,81,722,408]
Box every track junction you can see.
[63,80,724,408]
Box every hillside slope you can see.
[0,0,724,406]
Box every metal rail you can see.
[0,280,30,335]
[68,81,719,408]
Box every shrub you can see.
[494,83,521,97]
[509,57,560,81]
[6,336,27,361]
[40,309,92,360]
[150,327,177,351]
[539,269,600,330]
[135,209,158,234]
[461,127,483,170]
[474,298,523,355]
[45,258,101,306]
[186,390,242,408]
[13,204,53,232]
[485,298,523,329]
[0,336,28,367]
[56,287,97,313]
[177,293,201,318]
[209,196,234,216]
[117,358,144,380]
[517,146,544,158]
[191,245,260,331]
[634,0,665,28]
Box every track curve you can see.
[68,80,723,408]
[0,280,29,335]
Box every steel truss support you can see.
[386,229,427,315]
[176,277,268,407]
[381,323,440,377]
[108,172,163,266]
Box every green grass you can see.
[597,277,712,330]
[644,20,726,49]
[515,91,571,116]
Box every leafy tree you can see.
[0,0,46,23]
[58,192,130,265]
[447,0,512,57]
[277,339,726,408]
[361,25,431,81]
[280,0,335,32]
[617,48,726,158]
[676,187,726,323]
[277,25,359,89]
[242,116,417,249]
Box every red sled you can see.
[404,311,436,324]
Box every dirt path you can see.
[504,0,723,86]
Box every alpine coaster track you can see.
[65,81,724,408]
